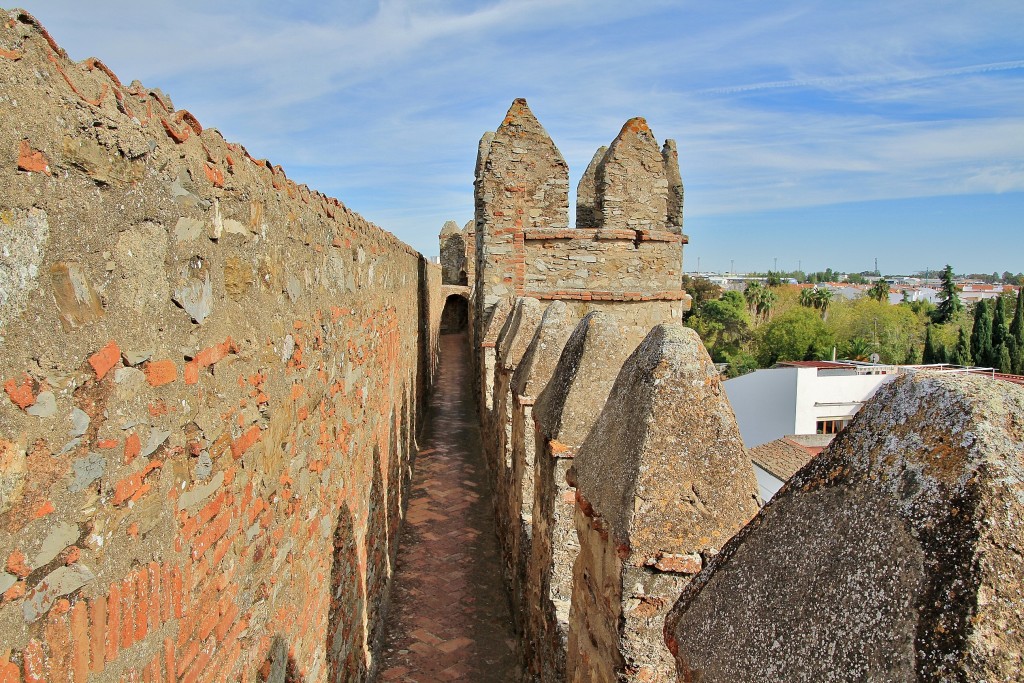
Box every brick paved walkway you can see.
[378,333,522,682]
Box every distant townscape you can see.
[682,264,1023,377]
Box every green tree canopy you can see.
[681,274,723,318]
[866,279,890,302]
[685,290,751,362]
[932,264,962,324]
[971,300,993,367]
[755,307,834,367]
[992,295,1009,350]
[950,327,971,366]
[826,297,924,365]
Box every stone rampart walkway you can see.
[378,333,521,682]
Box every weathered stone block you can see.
[567,324,758,682]
[665,371,1024,683]
[526,312,648,681]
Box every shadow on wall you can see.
[261,635,307,683]
[365,444,390,669]
[327,504,367,682]
[441,295,469,334]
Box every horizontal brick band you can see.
[525,290,689,302]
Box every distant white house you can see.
[724,360,897,450]
[728,360,1024,501]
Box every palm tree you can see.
[812,288,834,320]
[744,282,763,316]
[867,279,890,302]
[799,287,815,308]
[846,337,872,361]
[755,288,778,323]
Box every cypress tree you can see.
[923,324,938,364]
[992,295,1009,350]
[970,300,993,367]
[950,327,972,366]
[933,265,962,324]
[997,343,1012,373]
[1011,287,1024,348]
[1010,338,1022,375]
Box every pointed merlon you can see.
[479,99,569,231]
[663,139,684,233]
[666,371,1024,681]
[573,323,759,563]
[596,117,669,231]
[576,146,608,229]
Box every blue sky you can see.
[21,1,1024,275]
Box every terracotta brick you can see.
[181,651,210,683]
[176,640,199,678]
[124,432,141,464]
[22,639,45,683]
[144,359,177,387]
[17,140,50,175]
[45,606,71,682]
[90,597,106,673]
[160,564,172,623]
[0,657,20,683]
[3,375,35,409]
[230,425,262,459]
[88,341,121,380]
[172,567,184,619]
[120,576,135,650]
[71,600,89,683]
[163,638,175,683]
[148,562,161,629]
[134,570,148,642]
[6,550,30,577]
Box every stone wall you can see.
[470,99,690,359]
[566,325,759,682]
[0,11,441,682]
[527,312,649,681]
[665,371,1024,682]
[520,229,684,296]
[455,99,698,683]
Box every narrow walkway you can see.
[378,333,522,682]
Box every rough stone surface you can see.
[662,140,684,234]
[439,220,468,286]
[665,371,1024,683]
[597,118,669,231]
[567,324,759,683]
[473,98,568,335]
[0,12,445,681]
[491,298,545,607]
[575,146,607,229]
[502,301,578,636]
[526,312,649,681]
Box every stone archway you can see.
[440,294,469,334]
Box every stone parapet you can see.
[0,11,444,681]
[566,324,759,682]
[525,313,649,681]
[665,371,1024,682]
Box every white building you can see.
[724,361,897,449]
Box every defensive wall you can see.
[451,102,1024,682]
[0,10,444,682]
[2,8,1024,681]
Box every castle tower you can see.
[473,98,569,324]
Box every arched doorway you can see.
[440,294,469,334]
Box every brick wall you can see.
[0,11,441,682]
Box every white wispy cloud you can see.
[15,0,1024,269]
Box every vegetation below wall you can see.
[684,275,1024,376]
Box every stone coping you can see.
[526,290,689,302]
[522,228,685,243]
